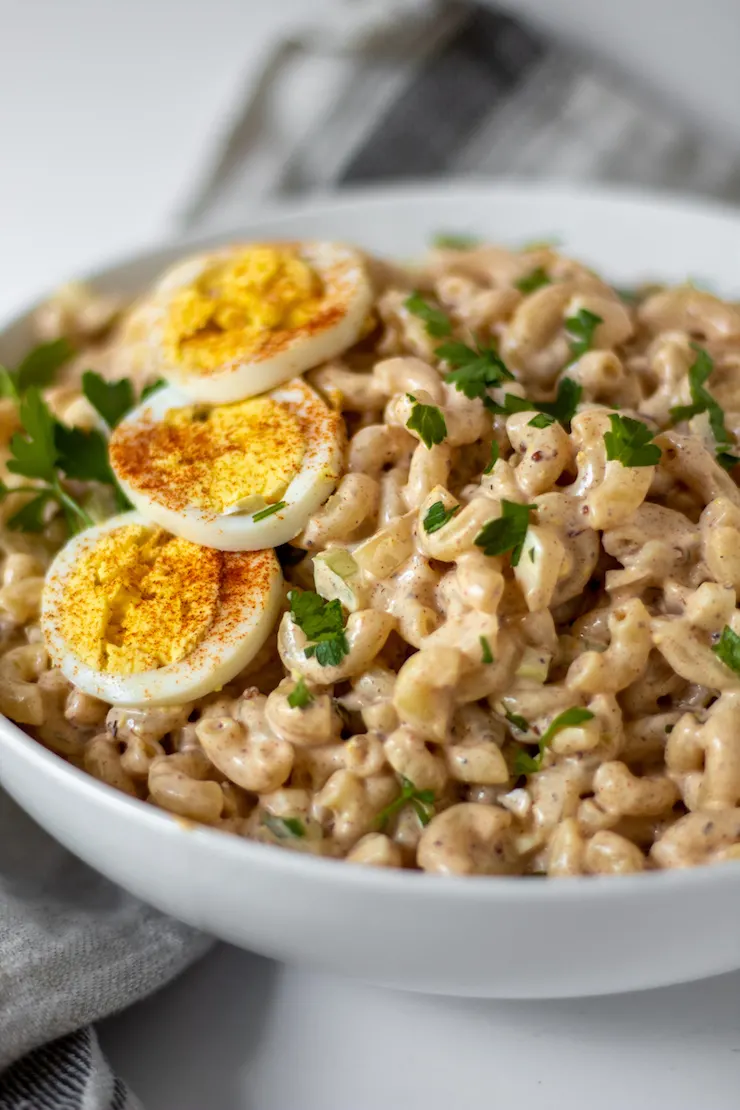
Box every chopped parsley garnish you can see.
[0,338,74,400]
[376,776,435,831]
[438,339,514,406]
[8,389,59,483]
[490,378,581,431]
[528,546,536,563]
[432,233,481,250]
[504,707,529,733]
[404,292,452,338]
[406,394,447,448]
[604,413,661,467]
[515,267,551,294]
[475,499,537,566]
[2,388,114,534]
[534,377,582,430]
[564,308,603,364]
[480,636,494,664]
[252,501,286,521]
[423,500,459,534]
[513,707,595,775]
[513,748,541,776]
[528,412,555,429]
[712,625,740,674]
[0,356,140,535]
[141,378,167,401]
[54,422,118,486]
[488,392,532,416]
[483,440,499,474]
[288,589,349,668]
[288,677,314,709]
[262,814,306,839]
[82,371,134,429]
[83,369,168,429]
[669,345,739,470]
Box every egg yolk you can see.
[113,397,305,516]
[163,246,325,373]
[58,524,222,674]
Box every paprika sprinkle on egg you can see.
[55,523,222,674]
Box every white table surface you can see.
[99,947,740,1109]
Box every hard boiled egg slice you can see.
[110,380,344,551]
[146,241,373,403]
[41,512,282,707]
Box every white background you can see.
[4,1,740,1106]
[3,0,740,319]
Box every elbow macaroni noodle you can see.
[9,244,740,877]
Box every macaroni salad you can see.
[3,241,740,877]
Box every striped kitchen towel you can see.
[183,0,740,233]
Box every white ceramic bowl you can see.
[3,182,740,1000]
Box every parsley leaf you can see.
[141,378,167,401]
[489,380,582,431]
[1,338,75,401]
[376,776,436,831]
[432,233,481,250]
[515,267,551,294]
[252,501,286,522]
[488,393,532,416]
[288,589,349,668]
[513,748,541,776]
[82,370,134,429]
[504,707,529,733]
[404,292,452,338]
[7,389,59,481]
[712,625,740,674]
[306,638,348,667]
[483,440,499,475]
[565,308,603,364]
[288,677,314,709]
[55,423,116,484]
[406,394,447,448]
[604,413,661,468]
[262,814,306,839]
[480,635,494,664]
[0,368,17,400]
[3,370,130,536]
[289,590,343,640]
[475,500,537,566]
[541,707,595,743]
[6,491,54,533]
[528,412,555,429]
[423,500,459,534]
[17,337,74,395]
[439,340,514,405]
[670,345,738,470]
[535,378,582,430]
[514,707,594,775]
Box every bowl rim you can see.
[4,176,740,902]
[6,175,740,325]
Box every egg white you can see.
[110,380,344,551]
[41,512,283,707]
[149,241,373,403]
